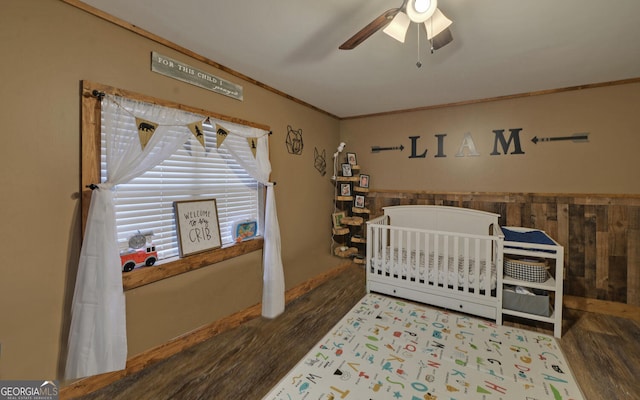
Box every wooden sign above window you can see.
[151,51,243,101]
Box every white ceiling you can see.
[81,0,640,118]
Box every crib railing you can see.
[366,215,503,298]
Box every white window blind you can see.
[100,107,262,261]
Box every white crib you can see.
[366,205,505,322]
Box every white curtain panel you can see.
[66,97,285,379]
[211,118,285,319]
[66,96,205,379]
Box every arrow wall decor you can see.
[531,132,589,144]
[371,145,405,153]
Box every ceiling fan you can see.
[339,0,453,51]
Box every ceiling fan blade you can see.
[339,8,400,50]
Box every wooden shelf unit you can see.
[332,164,370,261]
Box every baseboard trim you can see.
[564,295,640,322]
[60,261,354,399]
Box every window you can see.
[81,82,269,289]
[100,113,263,261]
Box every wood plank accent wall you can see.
[367,191,640,306]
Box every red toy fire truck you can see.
[119,231,158,272]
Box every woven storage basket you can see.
[504,257,549,282]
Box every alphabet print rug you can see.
[262,293,584,400]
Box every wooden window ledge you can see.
[122,238,264,291]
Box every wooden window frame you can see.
[81,81,267,290]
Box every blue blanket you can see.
[502,227,555,245]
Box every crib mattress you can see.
[369,247,497,290]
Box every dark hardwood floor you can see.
[72,264,640,400]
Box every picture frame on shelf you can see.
[173,198,222,257]
[232,220,258,243]
[332,211,346,228]
[359,174,370,188]
[346,152,357,166]
[341,163,352,177]
[354,194,365,208]
[340,183,351,196]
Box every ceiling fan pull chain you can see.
[416,24,422,68]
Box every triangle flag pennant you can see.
[135,118,158,150]
[188,120,205,148]
[215,124,229,148]
[247,137,258,158]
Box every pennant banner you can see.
[215,124,229,148]
[129,114,263,155]
[135,117,158,150]
[247,137,258,158]
[187,120,205,148]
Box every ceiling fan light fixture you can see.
[383,11,411,43]
[406,0,438,23]
[424,8,452,40]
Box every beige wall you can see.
[0,1,342,380]
[2,0,639,384]
[341,83,640,194]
